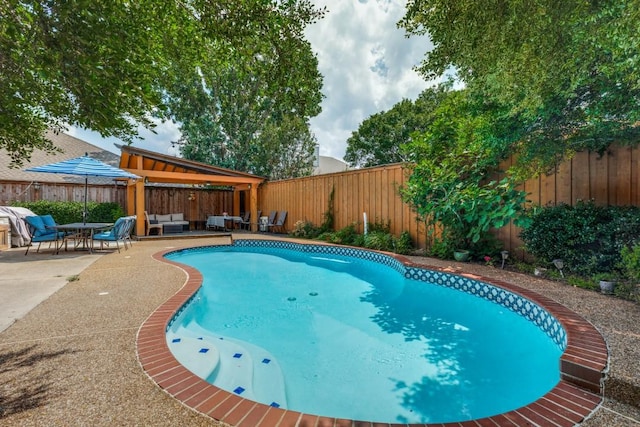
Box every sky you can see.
[69,0,434,162]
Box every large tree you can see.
[344,84,451,168]
[165,17,323,179]
[1,0,325,168]
[400,0,640,176]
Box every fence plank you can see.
[572,151,591,202]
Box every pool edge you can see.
[137,241,607,427]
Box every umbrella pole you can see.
[83,176,88,224]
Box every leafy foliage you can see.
[289,218,414,255]
[567,275,599,292]
[344,86,452,168]
[1,0,325,171]
[399,0,640,177]
[620,244,640,283]
[12,200,124,224]
[166,18,323,179]
[400,88,529,253]
[519,201,640,276]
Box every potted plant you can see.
[592,273,617,294]
[453,249,470,262]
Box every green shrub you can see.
[620,244,640,282]
[290,220,320,239]
[519,200,640,276]
[331,223,361,246]
[12,200,124,223]
[567,275,599,291]
[364,230,394,251]
[613,282,640,302]
[301,220,413,255]
[367,218,391,234]
[429,236,456,259]
[395,231,413,255]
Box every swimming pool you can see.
[137,239,607,426]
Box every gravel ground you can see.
[0,235,638,426]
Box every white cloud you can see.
[71,0,433,162]
[305,0,433,160]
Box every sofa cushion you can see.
[148,213,156,221]
[156,214,172,223]
[171,213,184,222]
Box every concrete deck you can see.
[0,235,638,426]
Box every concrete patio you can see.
[0,235,638,426]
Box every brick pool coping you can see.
[137,243,607,427]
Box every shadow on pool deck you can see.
[0,234,638,426]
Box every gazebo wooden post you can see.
[134,178,146,236]
[250,184,259,232]
[233,189,241,217]
[126,180,136,216]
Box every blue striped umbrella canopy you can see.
[25,153,139,223]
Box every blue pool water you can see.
[166,244,563,424]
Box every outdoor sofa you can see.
[148,213,189,233]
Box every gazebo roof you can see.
[118,144,265,188]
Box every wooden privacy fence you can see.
[258,163,429,249]
[1,182,234,225]
[5,144,638,252]
[260,145,640,255]
[1,182,126,207]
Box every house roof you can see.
[0,131,121,185]
[313,155,350,175]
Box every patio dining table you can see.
[206,215,242,231]
[50,222,113,254]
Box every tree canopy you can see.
[400,86,529,254]
[400,0,640,176]
[165,13,323,179]
[1,0,325,172]
[344,85,451,168]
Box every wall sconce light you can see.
[552,259,564,278]
[33,181,41,191]
[188,191,196,201]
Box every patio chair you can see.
[238,210,261,230]
[237,211,250,230]
[268,210,287,233]
[265,211,277,230]
[24,215,66,255]
[93,216,132,253]
[122,215,136,248]
[145,211,163,236]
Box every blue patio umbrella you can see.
[25,153,139,223]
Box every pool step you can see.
[167,335,220,380]
[166,325,287,409]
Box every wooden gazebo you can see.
[117,145,265,236]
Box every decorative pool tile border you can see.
[138,239,608,427]
[405,266,567,348]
